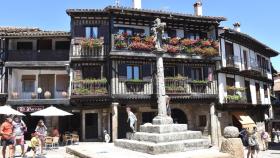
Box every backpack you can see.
[248,136,257,147]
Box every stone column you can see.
[152,53,173,125]
[112,102,119,142]
[210,103,219,147]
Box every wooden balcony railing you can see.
[112,80,153,96]
[7,50,69,61]
[70,38,109,58]
[71,79,108,96]
[165,78,217,96]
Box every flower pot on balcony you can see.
[61,91,68,98]
[11,92,19,99]
[31,92,37,99]
[44,91,51,99]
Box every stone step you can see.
[131,131,203,143]
[140,124,188,134]
[114,139,210,155]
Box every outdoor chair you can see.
[45,137,53,149]
[52,136,60,148]
[63,134,73,145]
[71,134,80,145]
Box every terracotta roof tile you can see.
[0,26,70,38]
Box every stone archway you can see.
[171,108,188,124]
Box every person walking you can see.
[247,130,258,158]
[126,107,137,133]
[12,116,27,156]
[0,115,14,158]
[277,129,280,143]
[271,128,276,143]
[261,130,269,151]
[35,119,47,155]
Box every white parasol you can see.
[30,106,73,116]
[0,105,25,116]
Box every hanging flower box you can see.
[81,38,104,49]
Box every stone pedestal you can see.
[114,123,209,155]
[220,126,244,158]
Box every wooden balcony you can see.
[71,79,109,98]
[165,78,217,99]
[7,50,69,61]
[7,92,69,105]
[70,38,109,61]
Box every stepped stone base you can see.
[114,124,210,155]
[115,139,209,155]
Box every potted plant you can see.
[31,92,37,99]
[44,91,51,99]
[11,92,19,99]
[61,91,68,98]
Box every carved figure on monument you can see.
[151,18,166,51]
[126,107,137,133]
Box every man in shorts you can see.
[0,115,14,158]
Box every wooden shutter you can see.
[143,64,152,81]
[118,63,127,81]
[203,67,209,81]
[74,25,85,37]
[184,66,192,79]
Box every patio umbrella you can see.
[0,105,25,116]
[30,106,73,116]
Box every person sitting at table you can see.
[51,127,60,137]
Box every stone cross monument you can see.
[114,18,209,154]
[151,18,173,125]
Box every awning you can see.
[232,112,256,129]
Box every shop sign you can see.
[17,106,44,113]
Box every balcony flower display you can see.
[114,34,128,49]
[72,79,108,95]
[164,44,180,54]
[129,42,154,51]
[168,37,180,46]
[81,37,104,49]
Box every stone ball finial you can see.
[224,126,239,138]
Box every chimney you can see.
[233,22,241,32]
[194,1,203,16]
[132,0,142,9]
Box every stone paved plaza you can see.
[2,142,280,158]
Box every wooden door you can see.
[38,74,55,99]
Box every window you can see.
[199,115,207,127]
[226,77,235,95]
[55,41,70,50]
[192,68,203,80]
[85,27,98,38]
[17,42,33,50]
[225,42,234,59]
[37,39,52,50]
[22,75,35,92]
[82,66,101,79]
[185,32,200,40]
[127,65,141,80]
[164,66,177,77]
[256,83,261,102]
[264,84,268,98]
[56,75,69,91]
[166,29,176,38]
[117,28,133,36]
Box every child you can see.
[23,132,40,158]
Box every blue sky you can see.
[0,0,279,71]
